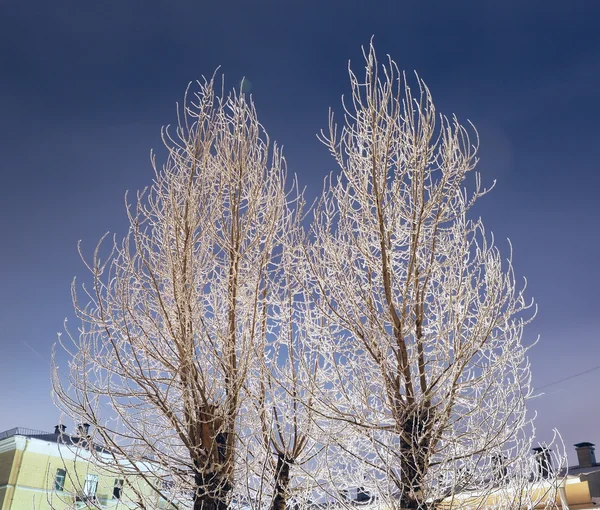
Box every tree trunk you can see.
[398,411,429,510]
[193,468,232,510]
[193,432,231,510]
[270,453,292,510]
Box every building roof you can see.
[565,464,600,476]
[0,426,108,453]
[0,427,63,441]
[574,442,596,448]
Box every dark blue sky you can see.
[1,0,598,465]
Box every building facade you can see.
[0,426,168,509]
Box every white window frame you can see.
[83,473,98,498]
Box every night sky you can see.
[1,1,598,466]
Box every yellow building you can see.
[435,476,596,509]
[0,426,168,509]
[436,443,600,510]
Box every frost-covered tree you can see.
[52,44,564,510]
[305,44,564,509]
[244,269,326,510]
[232,198,326,510]
[52,76,300,510]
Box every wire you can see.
[19,338,50,363]
[16,331,600,395]
[536,365,600,391]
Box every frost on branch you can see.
[52,75,303,510]
[51,45,564,510]
[305,43,565,509]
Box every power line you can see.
[536,365,600,391]
[19,338,50,363]
[15,330,600,394]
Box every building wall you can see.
[563,479,594,509]
[0,435,162,510]
[0,437,21,510]
[581,471,600,499]
[0,448,18,486]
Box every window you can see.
[54,468,66,491]
[113,479,124,499]
[83,473,98,498]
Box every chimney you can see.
[532,446,552,478]
[54,424,66,435]
[77,423,90,437]
[574,442,596,468]
[492,454,508,482]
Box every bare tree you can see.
[52,76,298,510]
[231,218,330,510]
[306,43,564,509]
[52,45,565,510]
[244,318,322,510]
